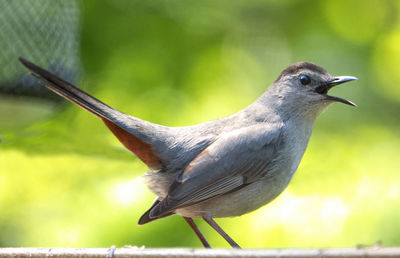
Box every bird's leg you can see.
[203,217,241,248]
[183,216,211,248]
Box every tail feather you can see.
[19,57,116,121]
[19,57,165,170]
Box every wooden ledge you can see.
[0,247,399,258]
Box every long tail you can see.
[19,57,166,170]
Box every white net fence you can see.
[0,0,80,101]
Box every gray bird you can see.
[19,58,357,248]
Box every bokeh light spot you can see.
[108,177,147,207]
[371,27,400,102]
[250,191,349,246]
[324,0,388,44]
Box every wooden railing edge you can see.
[0,247,399,258]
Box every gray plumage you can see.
[19,58,357,247]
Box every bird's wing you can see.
[19,58,169,170]
[149,123,284,217]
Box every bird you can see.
[19,57,357,248]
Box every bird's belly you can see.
[176,170,293,218]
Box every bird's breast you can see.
[282,118,314,175]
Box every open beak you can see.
[316,76,358,106]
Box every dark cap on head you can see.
[275,62,329,82]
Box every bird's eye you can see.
[300,75,311,85]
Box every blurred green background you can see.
[1,0,400,248]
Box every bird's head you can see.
[268,62,357,119]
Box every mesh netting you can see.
[0,0,80,101]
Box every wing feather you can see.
[150,123,284,218]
